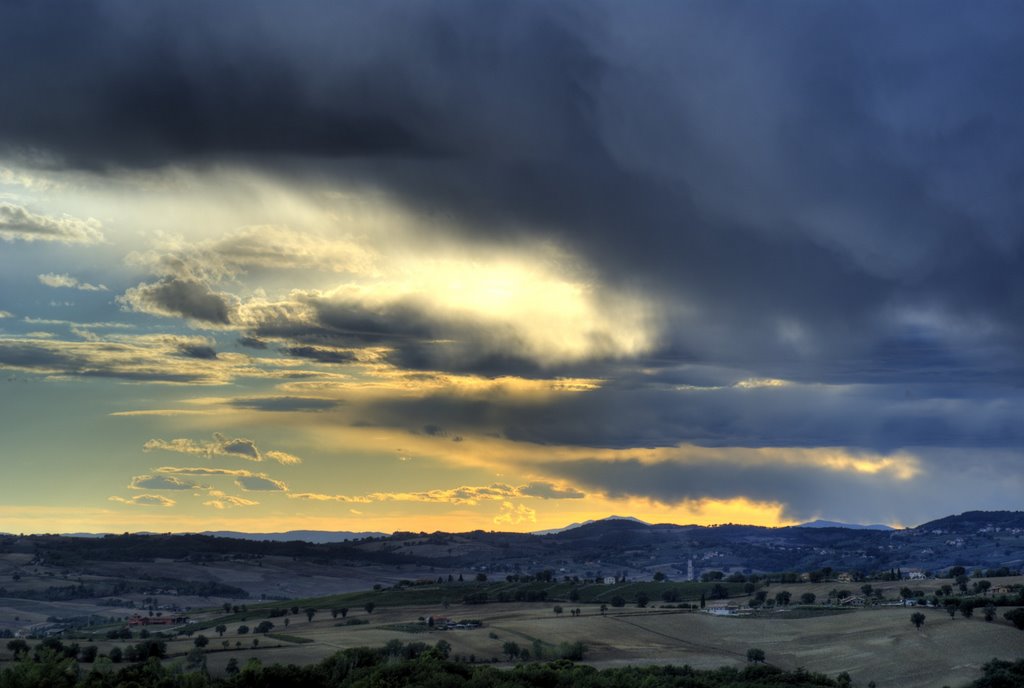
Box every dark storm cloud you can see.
[4,0,1018,379]
[351,378,1024,454]
[540,455,1020,525]
[7,1,1024,454]
[0,3,432,167]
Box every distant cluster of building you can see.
[427,617,482,630]
[126,614,189,626]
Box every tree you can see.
[600,604,608,615]
[6,639,29,658]
[653,571,666,581]
[193,634,209,649]
[945,601,958,619]
[1004,608,1024,630]
[959,601,974,619]
[215,624,227,637]
[290,606,299,615]
[800,592,816,605]
[553,605,563,615]
[974,580,992,596]
[610,596,625,608]
[305,607,316,623]
[475,573,487,582]
[746,648,766,663]
[636,592,649,608]
[339,607,349,619]
[984,603,997,622]
[237,624,249,635]
[108,646,123,663]
[255,620,274,634]
[364,602,375,614]
[911,612,926,630]
[503,641,521,660]
[775,590,792,606]
[226,658,240,676]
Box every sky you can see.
[1,1,1023,534]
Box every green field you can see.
[184,578,747,628]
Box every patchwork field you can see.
[2,600,1012,688]
[2,557,1021,688]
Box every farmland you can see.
[1,514,1023,686]
[3,576,1022,687]
[173,581,1024,688]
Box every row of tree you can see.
[0,639,865,688]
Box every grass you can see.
[748,606,854,619]
[265,633,314,644]
[222,579,754,618]
[173,580,756,638]
[379,622,431,633]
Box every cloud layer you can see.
[6,2,1024,528]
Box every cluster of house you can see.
[427,617,482,630]
[126,614,189,626]
[15,622,66,638]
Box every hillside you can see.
[1,511,1021,604]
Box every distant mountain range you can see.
[6,510,1020,583]
[56,530,386,543]
[534,516,895,536]
[200,530,386,543]
[797,519,895,531]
